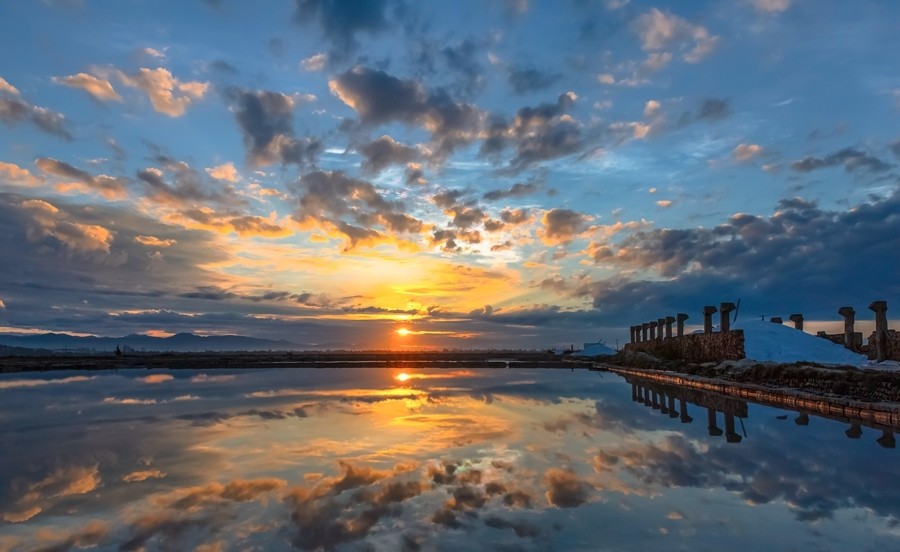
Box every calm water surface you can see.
[0,367,897,551]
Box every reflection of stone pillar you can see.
[794,413,809,426]
[724,413,742,443]
[789,313,804,330]
[665,316,675,339]
[652,390,660,409]
[657,319,665,342]
[707,407,723,436]
[659,390,668,414]
[649,321,657,341]
[770,317,783,324]
[720,302,736,332]
[869,300,888,362]
[877,429,896,449]
[679,399,693,423]
[631,384,638,402]
[642,323,649,342]
[644,387,652,407]
[838,307,855,350]
[845,422,862,439]
[676,313,689,337]
[668,394,678,418]
[703,306,718,334]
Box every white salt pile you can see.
[735,319,868,366]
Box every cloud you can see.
[293,0,394,57]
[633,8,720,63]
[0,96,72,140]
[733,143,763,162]
[358,135,419,175]
[122,469,166,483]
[540,208,591,245]
[506,65,561,95]
[329,66,484,160]
[790,146,893,174]
[34,157,129,199]
[53,72,122,101]
[0,161,41,186]
[228,88,321,167]
[117,67,209,116]
[204,162,240,182]
[2,464,100,522]
[0,375,95,390]
[301,52,328,71]
[0,76,21,95]
[483,180,540,201]
[751,0,791,13]
[543,468,591,508]
[20,197,115,255]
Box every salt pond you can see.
[0,367,897,550]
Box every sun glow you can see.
[396,328,411,336]
[396,373,410,382]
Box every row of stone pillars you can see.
[812,301,889,360]
[630,302,740,343]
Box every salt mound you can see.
[573,342,616,357]
[734,319,867,365]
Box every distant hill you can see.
[0,332,301,353]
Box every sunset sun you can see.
[396,328,411,336]
[396,372,410,382]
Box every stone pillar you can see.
[789,313,804,330]
[679,399,693,423]
[665,316,675,339]
[838,306,855,350]
[845,422,862,439]
[656,318,665,342]
[668,394,678,418]
[869,300,888,362]
[724,413,742,443]
[770,317,783,324]
[676,313,689,337]
[641,323,649,342]
[707,407,723,436]
[703,306,717,334]
[649,321,657,341]
[720,302,736,332]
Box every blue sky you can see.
[0,0,898,348]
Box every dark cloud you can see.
[330,66,484,160]
[543,468,591,508]
[507,65,561,95]
[359,135,419,175]
[483,180,540,201]
[227,88,321,167]
[585,189,900,321]
[208,60,238,74]
[34,157,128,199]
[294,0,393,57]
[440,39,485,97]
[136,159,241,207]
[790,146,893,174]
[696,98,730,121]
[890,139,900,160]
[541,208,590,244]
[0,96,72,140]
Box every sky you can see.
[0,0,898,349]
[1,367,898,550]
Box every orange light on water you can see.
[396,373,410,382]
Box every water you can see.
[0,367,897,551]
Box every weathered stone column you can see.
[665,316,675,339]
[676,313,689,337]
[707,407,723,436]
[657,318,665,342]
[869,300,888,362]
[720,302,736,332]
[838,306,855,350]
[770,317,782,324]
[703,306,717,334]
[845,422,862,439]
[679,399,693,423]
[789,313,804,330]
[724,413,742,443]
[641,323,649,342]
[668,394,678,418]
[649,321,657,341]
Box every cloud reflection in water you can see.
[0,367,897,551]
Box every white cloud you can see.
[301,53,328,72]
[733,143,763,161]
[0,76,19,95]
[53,72,122,101]
[206,161,240,182]
[117,67,209,117]
[634,8,720,63]
[752,0,791,13]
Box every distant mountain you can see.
[0,332,301,353]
